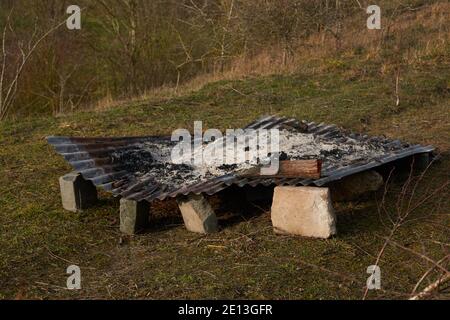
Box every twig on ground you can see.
[411,256,449,297]
[409,273,450,300]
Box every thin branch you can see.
[382,237,450,276]
[0,8,14,114]
[411,255,449,296]
[0,14,68,120]
[409,273,450,300]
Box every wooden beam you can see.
[277,160,322,179]
[241,160,322,179]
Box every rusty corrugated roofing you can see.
[47,115,434,202]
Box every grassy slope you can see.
[0,14,449,300]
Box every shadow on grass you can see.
[214,185,273,229]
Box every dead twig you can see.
[409,273,450,300]
[45,246,78,265]
[411,255,449,297]
[379,237,449,276]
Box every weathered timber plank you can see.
[241,160,321,179]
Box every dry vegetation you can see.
[93,1,449,112]
[0,1,449,300]
[0,1,447,117]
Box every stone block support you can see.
[177,194,218,234]
[59,172,98,212]
[330,170,383,201]
[119,198,150,235]
[271,186,336,238]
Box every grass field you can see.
[1,9,449,298]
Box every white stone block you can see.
[271,186,336,238]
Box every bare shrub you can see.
[363,157,449,299]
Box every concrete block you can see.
[271,186,336,238]
[330,170,383,201]
[177,194,218,234]
[59,172,98,212]
[120,198,150,235]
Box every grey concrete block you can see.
[59,172,98,212]
[119,198,150,235]
[177,194,218,234]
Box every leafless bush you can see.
[1,0,447,118]
[0,8,66,120]
[363,156,449,300]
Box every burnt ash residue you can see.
[109,127,402,192]
[320,149,347,161]
[217,164,238,171]
[111,140,216,189]
[279,129,395,168]
[47,115,432,202]
[111,147,157,174]
[143,162,202,188]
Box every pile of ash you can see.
[110,128,398,190]
[278,129,393,168]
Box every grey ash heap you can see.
[47,115,434,202]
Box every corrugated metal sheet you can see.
[47,115,434,202]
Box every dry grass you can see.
[91,2,449,112]
[0,2,448,300]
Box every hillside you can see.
[0,2,449,299]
